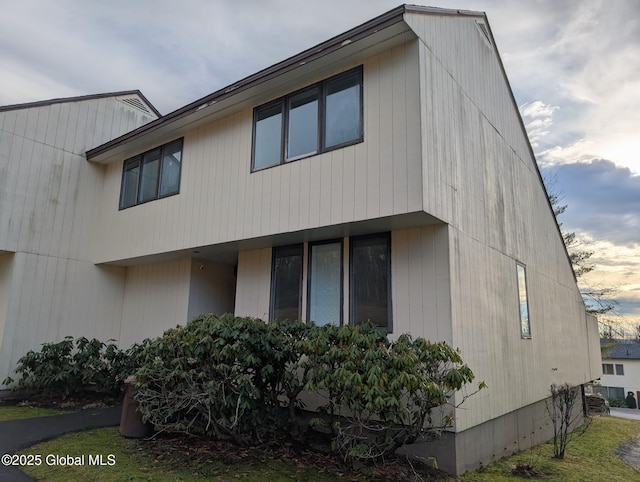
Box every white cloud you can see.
[520,101,558,149]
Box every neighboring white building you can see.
[0,5,601,474]
[599,340,640,405]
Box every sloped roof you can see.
[0,90,160,117]
[85,4,486,163]
[602,340,640,360]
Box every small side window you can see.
[517,263,531,338]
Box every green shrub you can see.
[301,324,485,460]
[2,336,142,399]
[133,314,311,444]
[133,315,484,461]
[608,398,626,408]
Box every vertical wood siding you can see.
[187,259,236,320]
[0,98,156,255]
[119,259,191,348]
[404,14,595,431]
[95,41,424,264]
[0,252,126,382]
[0,97,157,381]
[0,253,14,359]
[234,248,272,320]
[391,226,452,342]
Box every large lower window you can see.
[270,245,303,322]
[600,386,625,401]
[516,263,531,338]
[252,67,362,171]
[350,233,392,330]
[268,233,392,331]
[119,138,183,209]
[308,241,342,326]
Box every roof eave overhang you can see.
[87,5,422,164]
[86,5,487,165]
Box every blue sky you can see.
[1,0,638,330]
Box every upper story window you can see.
[602,363,624,375]
[119,138,183,209]
[516,262,531,339]
[252,66,363,171]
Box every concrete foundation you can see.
[397,395,585,475]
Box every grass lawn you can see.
[461,416,640,482]
[0,405,68,421]
[13,416,640,481]
[18,428,357,482]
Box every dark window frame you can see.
[349,232,392,332]
[269,244,304,323]
[307,239,344,326]
[615,363,624,376]
[602,363,614,375]
[251,66,363,172]
[119,138,183,209]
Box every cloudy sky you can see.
[1,0,638,330]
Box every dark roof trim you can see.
[403,4,484,17]
[0,90,161,117]
[86,4,485,161]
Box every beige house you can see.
[0,5,601,474]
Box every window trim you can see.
[349,232,392,332]
[251,66,363,172]
[615,364,624,376]
[119,138,183,209]
[307,239,344,326]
